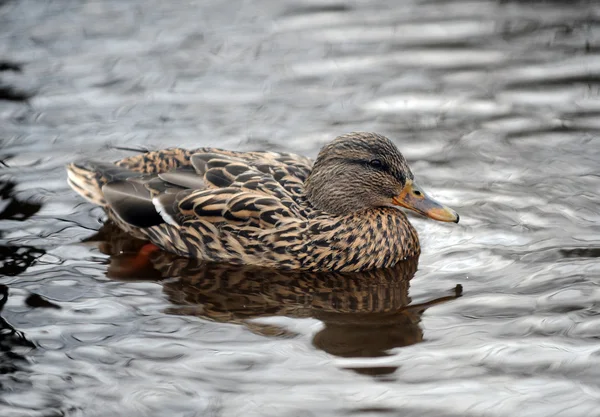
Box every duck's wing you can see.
[152,187,299,231]
[69,146,312,211]
[97,150,309,230]
[148,151,311,230]
[116,148,313,198]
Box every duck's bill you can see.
[392,180,459,223]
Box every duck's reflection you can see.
[92,222,461,376]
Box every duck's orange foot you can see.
[107,243,162,280]
[130,243,161,270]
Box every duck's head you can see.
[305,132,459,222]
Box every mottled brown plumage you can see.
[67,132,458,271]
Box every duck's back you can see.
[67,147,319,268]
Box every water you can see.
[1,0,600,415]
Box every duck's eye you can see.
[369,159,383,169]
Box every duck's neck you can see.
[308,207,421,272]
[305,171,372,216]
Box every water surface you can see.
[1,0,600,416]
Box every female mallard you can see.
[67,132,458,272]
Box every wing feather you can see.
[170,188,295,229]
[189,150,312,199]
[81,147,313,235]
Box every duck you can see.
[67,132,458,272]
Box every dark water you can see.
[1,0,600,415]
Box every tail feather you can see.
[66,161,141,206]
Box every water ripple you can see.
[1,0,600,416]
